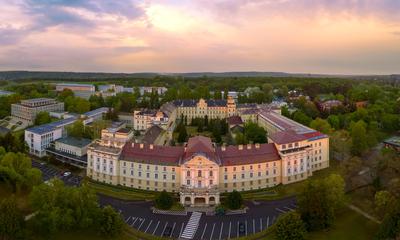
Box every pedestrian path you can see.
[180,212,202,239]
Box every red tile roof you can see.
[269,130,308,144]
[120,142,184,166]
[302,131,328,141]
[120,136,284,166]
[217,143,281,166]
[227,116,243,125]
[184,136,218,163]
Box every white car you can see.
[63,171,71,177]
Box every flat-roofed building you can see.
[0,90,14,96]
[118,112,134,128]
[25,107,109,157]
[46,137,92,168]
[25,117,77,157]
[56,83,95,99]
[11,98,64,124]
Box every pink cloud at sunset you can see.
[0,0,399,74]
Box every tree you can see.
[327,115,340,130]
[226,190,243,210]
[58,89,74,100]
[155,190,174,210]
[310,118,332,134]
[177,122,188,143]
[275,211,307,240]
[374,191,395,216]
[34,111,51,125]
[243,122,267,143]
[0,152,42,192]
[375,199,400,239]
[67,120,85,139]
[99,206,124,237]
[350,120,368,156]
[0,197,25,240]
[30,179,103,237]
[298,174,345,231]
[292,111,312,126]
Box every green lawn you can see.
[307,209,378,240]
[86,180,158,201]
[234,208,379,240]
[240,163,342,201]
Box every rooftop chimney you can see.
[131,143,135,147]
[255,143,260,149]
[221,145,226,151]
[140,143,144,149]
[238,145,243,150]
[150,144,153,150]
[247,144,252,150]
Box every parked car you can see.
[163,226,172,237]
[63,171,71,177]
[239,222,245,235]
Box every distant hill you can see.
[0,70,398,81]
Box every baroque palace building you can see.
[87,101,329,207]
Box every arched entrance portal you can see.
[184,197,191,206]
[194,197,206,205]
[209,196,216,206]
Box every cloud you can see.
[0,25,30,44]
[195,0,400,23]
[22,0,145,29]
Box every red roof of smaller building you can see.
[227,116,243,125]
[217,143,281,166]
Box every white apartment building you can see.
[25,117,76,157]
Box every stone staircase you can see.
[180,212,202,239]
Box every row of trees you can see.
[0,179,125,239]
[29,179,124,238]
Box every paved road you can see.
[31,160,297,239]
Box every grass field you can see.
[239,162,342,201]
[86,180,159,201]
[307,209,378,240]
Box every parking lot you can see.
[31,159,82,186]
[100,194,297,239]
[31,160,297,239]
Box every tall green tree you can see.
[0,197,25,240]
[34,111,51,125]
[99,206,124,237]
[275,211,307,240]
[310,118,332,134]
[298,174,345,231]
[226,190,243,210]
[155,190,174,210]
[350,120,368,156]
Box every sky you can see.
[0,0,399,75]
